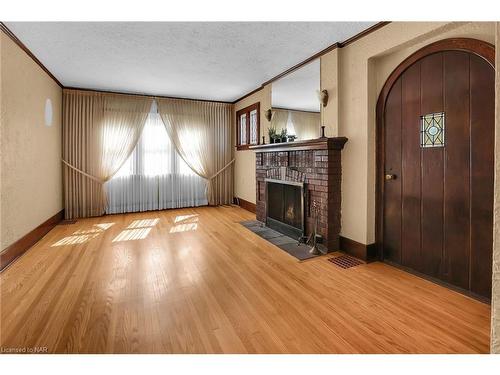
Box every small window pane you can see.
[249,109,258,144]
[421,112,445,148]
[239,114,247,145]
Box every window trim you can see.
[236,102,260,151]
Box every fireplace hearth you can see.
[250,137,347,252]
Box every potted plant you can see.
[268,126,277,144]
[280,128,288,143]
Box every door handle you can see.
[385,174,397,181]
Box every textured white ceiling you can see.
[6,22,376,102]
[272,59,320,112]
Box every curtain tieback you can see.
[62,159,105,184]
[209,159,235,180]
[62,158,233,184]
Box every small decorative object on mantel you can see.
[268,126,277,144]
[320,125,326,138]
[262,135,265,145]
[280,128,288,143]
[317,89,329,107]
[287,134,297,142]
[264,108,273,122]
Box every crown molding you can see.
[0,21,63,88]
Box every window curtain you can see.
[106,107,207,214]
[271,109,289,132]
[156,98,234,205]
[270,108,289,131]
[289,110,321,140]
[62,90,153,219]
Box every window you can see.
[236,102,260,150]
[421,112,445,148]
[106,110,208,214]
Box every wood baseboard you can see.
[339,236,377,262]
[0,209,64,272]
[233,197,256,214]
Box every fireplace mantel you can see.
[249,137,347,152]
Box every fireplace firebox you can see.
[266,179,305,239]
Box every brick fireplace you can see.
[250,137,348,252]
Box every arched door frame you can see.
[375,38,495,260]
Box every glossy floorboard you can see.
[0,206,491,353]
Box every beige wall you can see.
[0,32,63,249]
[491,22,500,355]
[320,49,339,137]
[233,84,271,204]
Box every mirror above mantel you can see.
[270,59,321,143]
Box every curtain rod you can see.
[63,87,234,105]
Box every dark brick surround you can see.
[251,137,348,252]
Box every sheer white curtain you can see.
[106,104,207,214]
[271,109,289,131]
[62,90,152,219]
[289,110,320,140]
[157,98,234,205]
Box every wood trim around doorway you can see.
[375,38,495,260]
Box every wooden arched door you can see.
[376,39,495,299]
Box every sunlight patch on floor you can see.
[51,234,99,246]
[94,223,115,230]
[174,214,198,223]
[51,222,115,246]
[171,214,199,233]
[127,219,159,229]
[112,228,152,242]
[111,218,159,242]
[72,228,103,235]
[169,223,198,233]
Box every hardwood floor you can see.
[0,206,491,353]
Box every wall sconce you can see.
[317,89,329,108]
[44,98,53,127]
[264,108,273,122]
